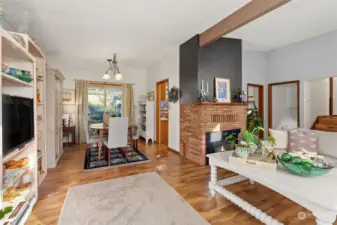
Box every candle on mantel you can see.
[201,80,204,91]
[206,81,209,93]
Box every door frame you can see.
[156,78,169,144]
[247,83,264,121]
[330,77,334,115]
[268,80,300,129]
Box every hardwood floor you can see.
[26,141,330,225]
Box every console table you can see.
[63,126,75,146]
[207,151,337,225]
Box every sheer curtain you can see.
[75,80,89,144]
[122,84,135,124]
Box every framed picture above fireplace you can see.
[214,77,231,103]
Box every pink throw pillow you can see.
[287,129,318,152]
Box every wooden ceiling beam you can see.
[199,0,290,47]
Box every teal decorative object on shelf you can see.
[20,71,33,83]
[19,75,33,83]
[277,155,333,177]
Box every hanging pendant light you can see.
[102,53,123,81]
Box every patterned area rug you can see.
[59,172,210,225]
[84,147,149,171]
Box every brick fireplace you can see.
[180,102,248,165]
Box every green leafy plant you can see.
[224,133,237,150]
[247,110,263,132]
[268,136,276,147]
[224,133,237,145]
[237,127,264,147]
[265,135,277,160]
[0,206,13,220]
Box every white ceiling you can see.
[3,0,337,72]
[2,0,249,70]
[227,0,337,51]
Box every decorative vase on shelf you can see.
[37,88,41,103]
[235,145,250,159]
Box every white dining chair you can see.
[82,116,99,148]
[103,117,129,164]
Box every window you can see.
[88,84,122,126]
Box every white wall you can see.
[266,29,337,128]
[146,48,180,152]
[242,50,268,136]
[304,78,330,129]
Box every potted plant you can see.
[247,109,263,132]
[224,133,237,150]
[235,127,260,158]
[266,136,276,160]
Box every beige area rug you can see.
[58,172,210,225]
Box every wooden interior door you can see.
[156,79,169,145]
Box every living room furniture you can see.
[90,122,137,161]
[0,27,44,225]
[46,67,65,168]
[103,117,129,164]
[83,123,99,149]
[132,127,139,150]
[138,101,154,143]
[63,126,76,147]
[208,150,337,225]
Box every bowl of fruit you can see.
[278,150,334,177]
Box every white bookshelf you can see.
[0,27,40,224]
[138,101,154,143]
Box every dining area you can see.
[82,114,149,170]
[63,80,149,170]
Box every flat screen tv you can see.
[2,94,34,156]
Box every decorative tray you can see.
[229,152,277,171]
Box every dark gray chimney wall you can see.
[179,35,242,104]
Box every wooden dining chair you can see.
[103,117,129,165]
[103,113,110,125]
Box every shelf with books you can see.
[1,26,41,225]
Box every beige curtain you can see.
[75,80,89,144]
[122,84,135,124]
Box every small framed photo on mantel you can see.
[214,77,231,103]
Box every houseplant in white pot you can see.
[235,127,263,159]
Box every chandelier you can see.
[102,53,122,81]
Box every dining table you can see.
[89,123,137,161]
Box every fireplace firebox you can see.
[205,129,241,165]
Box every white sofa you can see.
[315,130,337,159]
[273,130,337,163]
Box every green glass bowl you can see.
[277,156,333,177]
[19,75,33,83]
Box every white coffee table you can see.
[207,151,337,225]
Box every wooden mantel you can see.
[180,103,247,165]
